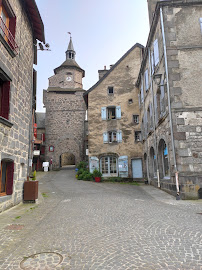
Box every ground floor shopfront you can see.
[89,154,143,179]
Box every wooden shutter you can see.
[101,107,107,120]
[1,81,10,119]
[103,132,108,143]
[116,106,121,119]
[8,17,16,50]
[154,95,158,124]
[6,161,14,195]
[154,39,159,66]
[145,69,149,91]
[117,130,122,143]
[89,157,99,173]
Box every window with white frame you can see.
[101,106,121,120]
[135,131,142,142]
[101,156,117,176]
[103,130,122,144]
[133,115,139,124]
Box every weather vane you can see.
[68,32,72,38]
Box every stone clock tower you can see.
[43,38,86,168]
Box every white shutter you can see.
[89,157,99,173]
[101,107,107,120]
[138,94,141,107]
[117,130,122,143]
[154,39,159,66]
[145,69,149,91]
[118,156,128,177]
[116,106,121,119]
[141,82,144,103]
[200,18,202,33]
[151,52,154,74]
[154,95,158,124]
[103,132,108,143]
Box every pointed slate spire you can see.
[66,37,76,60]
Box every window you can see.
[108,107,116,119]
[0,2,17,54]
[140,82,144,103]
[153,39,159,66]
[101,106,121,120]
[103,130,122,144]
[101,156,117,176]
[135,131,141,142]
[0,79,10,120]
[0,160,14,196]
[144,69,149,91]
[200,18,202,33]
[128,99,133,104]
[133,115,139,124]
[108,86,114,94]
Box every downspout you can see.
[160,7,180,199]
[148,48,160,188]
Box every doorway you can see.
[132,159,143,179]
[60,153,75,167]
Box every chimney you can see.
[98,65,109,80]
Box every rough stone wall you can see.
[44,90,86,168]
[49,68,83,89]
[147,0,158,25]
[140,3,202,199]
[0,0,34,212]
[88,46,143,178]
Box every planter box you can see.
[95,177,101,182]
[23,181,38,201]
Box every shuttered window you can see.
[144,69,149,91]
[200,18,202,33]
[153,39,159,66]
[101,106,121,120]
[0,81,10,120]
[117,130,122,143]
[101,107,107,120]
[116,106,121,119]
[103,130,122,144]
[103,132,108,143]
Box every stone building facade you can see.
[43,38,86,168]
[84,44,144,179]
[0,0,45,212]
[136,0,202,199]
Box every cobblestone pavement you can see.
[0,169,202,270]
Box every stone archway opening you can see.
[60,153,75,167]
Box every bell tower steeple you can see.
[66,37,76,60]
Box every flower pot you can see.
[95,177,101,182]
[23,181,38,201]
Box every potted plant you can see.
[93,169,102,182]
[23,170,38,202]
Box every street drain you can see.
[20,252,63,270]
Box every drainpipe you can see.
[160,7,180,199]
[148,48,160,188]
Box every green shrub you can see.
[76,161,88,170]
[83,172,93,181]
[92,169,102,178]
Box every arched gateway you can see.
[43,37,86,169]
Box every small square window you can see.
[128,99,133,104]
[108,87,114,94]
[135,131,141,142]
[133,115,139,124]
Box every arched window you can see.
[150,147,157,178]
[158,139,169,178]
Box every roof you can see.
[35,112,45,128]
[136,0,202,87]
[84,43,144,96]
[23,0,45,43]
[54,59,85,77]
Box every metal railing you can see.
[0,17,18,55]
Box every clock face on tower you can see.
[66,76,72,81]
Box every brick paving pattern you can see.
[0,169,202,270]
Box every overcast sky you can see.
[35,0,150,112]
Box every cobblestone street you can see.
[0,169,202,270]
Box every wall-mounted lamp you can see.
[153,73,162,86]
